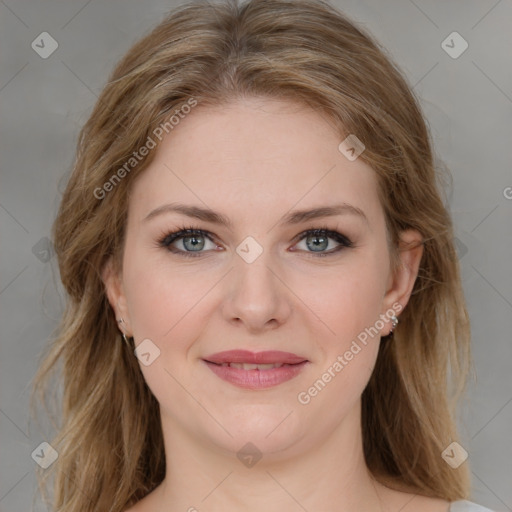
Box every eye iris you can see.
[183,234,205,251]
[307,233,328,252]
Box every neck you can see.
[153,400,390,512]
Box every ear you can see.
[101,257,132,337]
[381,229,424,335]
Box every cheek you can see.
[121,253,215,406]
[124,259,208,341]
[295,262,385,419]
[302,255,387,353]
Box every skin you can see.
[103,97,449,512]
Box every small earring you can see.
[389,314,399,334]
[117,317,131,347]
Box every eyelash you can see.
[157,224,354,259]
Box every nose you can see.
[221,252,292,334]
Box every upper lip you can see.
[203,350,308,365]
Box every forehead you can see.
[128,97,383,229]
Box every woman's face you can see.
[104,97,422,459]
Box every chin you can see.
[206,405,304,454]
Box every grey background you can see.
[1,0,511,510]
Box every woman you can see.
[31,0,495,511]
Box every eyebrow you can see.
[143,202,369,227]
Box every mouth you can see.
[202,350,309,389]
[203,349,308,365]
[206,362,299,370]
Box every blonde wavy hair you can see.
[31,0,474,510]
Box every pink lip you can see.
[202,350,309,390]
[204,350,307,365]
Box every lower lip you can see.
[203,361,309,389]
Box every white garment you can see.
[450,500,495,512]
